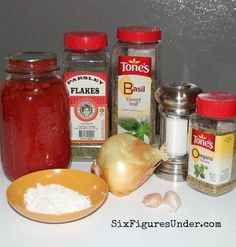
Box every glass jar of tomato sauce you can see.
[0,52,71,181]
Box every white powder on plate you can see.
[24,183,91,215]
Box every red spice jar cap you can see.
[64,31,108,51]
[117,26,161,43]
[196,92,236,118]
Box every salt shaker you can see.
[155,82,202,181]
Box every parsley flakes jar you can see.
[63,31,110,161]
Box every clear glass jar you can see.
[111,26,161,144]
[187,92,236,196]
[0,52,71,181]
[63,31,110,161]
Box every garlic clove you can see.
[163,191,181,213]
[143,193,162,208]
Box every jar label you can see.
[117,55,152,143]
[64,72,108,143]
[188,128,234,185]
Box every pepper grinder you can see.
[155,82,202,182]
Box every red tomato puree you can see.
[0,52,71,180]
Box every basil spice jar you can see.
[111,26,162,144]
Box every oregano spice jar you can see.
[187,92,236,196]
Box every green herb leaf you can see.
[200,173,205,179]
[137,119,150,137]
[194,164,200,177]
[134,131,145,140]
[194,164,207,179]
[118,117,139,131]
[118,117,150,141]
[199,165,205,173]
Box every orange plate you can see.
[6,169,108,223]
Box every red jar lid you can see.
[196,92,236,118]
[64,31,108,50]
[6,51,59,74]
[117,26,161,43]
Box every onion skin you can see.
[96,133,168,197]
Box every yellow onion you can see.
[93,133,168,197]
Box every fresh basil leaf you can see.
[137,119,150,137]
[118,117,139,131]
